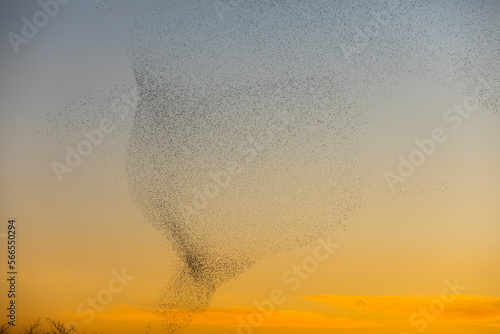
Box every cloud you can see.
[194,307,384,328]
[65,295,500,329]
[67,304,383,328]
[300,294,500,327]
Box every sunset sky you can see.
[1,1,500,334]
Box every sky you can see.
[0,1,500,334]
